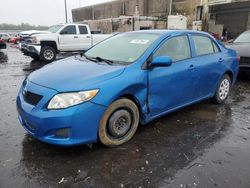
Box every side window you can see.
[192,35,215,56]
[79,26,88,34]
[60,25,76,35]
[154,36,191,62]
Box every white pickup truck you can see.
[22,23,112,62]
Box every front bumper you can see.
[20,43,41,57]
[16,80,107,146]
[239,57,250,70]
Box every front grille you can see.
[240,57,250,65]
[23,91,43,106]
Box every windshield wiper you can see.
[80,53,98,62]
[95,56,114,65]
[79,53,114,65]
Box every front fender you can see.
[91,67,148,115]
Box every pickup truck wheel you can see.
[40,46,56,63]
[213,74,231,104]
[98,98,139,147]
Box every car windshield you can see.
[85,33,160,65]
[234,32,250,43]
[48,25,63,33]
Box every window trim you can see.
[191,34,221,57]
[152,34,192,64]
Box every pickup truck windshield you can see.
[48,25,63,33]
[85,33,160,64]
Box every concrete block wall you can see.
[147,0,169,17]
[72,0,204,31]
[84,17,166,33]
[93,1,122,20]
[87,20,113,33]
[247,12,250,30]
[72,0,172,22]
[172,0,200,27]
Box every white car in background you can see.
[22,23,112,62]
[0,33,11,42]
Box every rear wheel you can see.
[98,98,139,147]
[213,74,231,104]
[40,46,56,63]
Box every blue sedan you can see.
[16,30,239,147]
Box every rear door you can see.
[148,35,197,117]
[76,25,92,51]
[58,25,79,51]
[190,34,223,100]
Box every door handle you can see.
[74,36,78,38]
[86,36,91,38]
[188,64,196,70]
[218,58,224,63]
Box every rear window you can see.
[79,26,88,34]
[192,35,218,56]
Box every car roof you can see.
[243,30,250,33]
[126,29,210,36]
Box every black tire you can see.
[98,98,139,147]
[31,55,40,61]
[212,74,231,104]
[40,46,56,63]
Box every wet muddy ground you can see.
[0,44,250,188]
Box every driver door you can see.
[59,25,79,51]
[148,35,197,117]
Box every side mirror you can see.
[150,56,173,68]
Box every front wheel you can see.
[40,46,56,63]
[98,98,139,147]
[31,55,40,61]
[213,74,231,104]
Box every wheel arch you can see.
[40,41,58,52]
[224,70,233,84]
[119,94,141,110]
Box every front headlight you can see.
[31,36,37,44]
[48,89,99,110]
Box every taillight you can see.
[237,56,240,63]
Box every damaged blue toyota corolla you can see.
[16,30,239,147]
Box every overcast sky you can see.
[0,0,114,26]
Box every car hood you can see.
[33,33,56,39]
[28,57,126,92]
[226,43,250,57]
